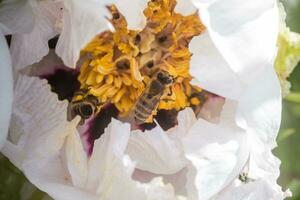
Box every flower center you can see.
[71,0,206,125]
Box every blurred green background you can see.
[1,0,300,199]
[275,0,300,199]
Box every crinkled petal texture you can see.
[0,0,34,35]
[213,66,288,200]
[10,0,63,70]
[0,30,13,149]
[55,0,110,68]
[217,179,291,200]
[2,75,181,200]
[127,104,249,199]
[189,0,279,99]
[235,66,289,199]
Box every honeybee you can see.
[67,90,102,124]
[239,172,255,184]
[134,70,174,124]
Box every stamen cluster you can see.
[76,0,205,122]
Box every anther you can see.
[146,60,154,68]
[116,59,130,70]
[113,12,120,20]
[113,46,123,61]
[135,34,141,44]
[158,36,168,43]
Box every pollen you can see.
[75,0,206,122]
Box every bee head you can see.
[76,102,95,119]
[157,71,173,85]
[69,95,99,120]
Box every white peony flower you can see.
[0,0,291,199]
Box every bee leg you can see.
[79,118,86,126]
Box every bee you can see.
[67,90,102,124]
[239,172,255,184]
[134,70,174,124]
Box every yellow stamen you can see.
[89,84,112,97]
[86,71,97,85]
[130,58,144,82]
[121,74,132,86]
[75,0,206,122]
[191,97,201,106]
[105,74,114,85]
[114,76,122,88]
[96,74,104,84]
[113,86,127,103]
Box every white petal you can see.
[0,31,13,149]
[64,125,88,188]
[221,60,284,199]
[86,118,131,192]
[237,65,281,148]
[87,119,179,200]
[185,142,239,200]
[192,0,275,34]
[175,0,197,15]
[126,125,186,175]
[198,94,225,123]
[1,140,23,168]
[190,0,279,99]
[0,0,34,34]
[237,65,284,196]
[56,0,110,68]
[141,177,181,200]
[3,75,99,200]
[125,108,197,175]
[183,101,249,199]
[115,0,147,30]
[248,143,280,182]
[2,74,61,166]
[23,156,99,200]
[237,144,289,200]
[169,108,197,138]
[7,75,69,158]
[10,0,62,70]
[190,32,244,100]
[217,179,291,200]
[132,168,189,196]
[26,50,65,76]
